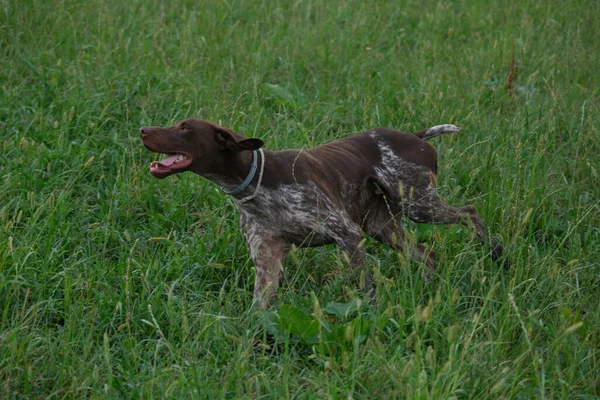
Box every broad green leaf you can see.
[262,83,295,109]
[328,317,372,345]
[276,305,320,343]
[324,299,360,318]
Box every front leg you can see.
[243,224,290,309]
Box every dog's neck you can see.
[199,149,263,194]
[221,149,262,197]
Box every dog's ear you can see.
[214,127,264,152]
[236,138,264,151]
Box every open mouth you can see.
[149,153,192,178]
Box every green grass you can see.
[1,0,599,398]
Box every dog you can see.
[140,119,504,309]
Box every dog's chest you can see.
[236,183,347,245]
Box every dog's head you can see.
[140,119,264,179]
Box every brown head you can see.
[139,119,264,179]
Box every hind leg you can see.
[362,195,436,280]
[403,185,504,264]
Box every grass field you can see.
[1,0,599,398]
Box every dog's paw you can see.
[490,237,510,269]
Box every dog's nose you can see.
[140,127,148,136]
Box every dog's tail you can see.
[414,124,461,141]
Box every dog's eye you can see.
[179,123,187,130]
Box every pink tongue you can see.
[157,154,182,167]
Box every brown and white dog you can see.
[140,119,504,309]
